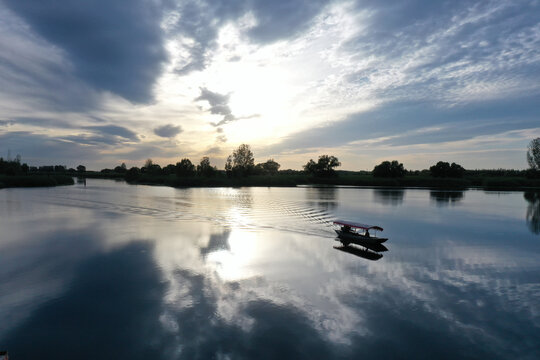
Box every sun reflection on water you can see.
[206,229,259,281]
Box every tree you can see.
[303,159,317,175]
[197,157,216,177]
[527,138,540,170]
[163,164,177,175]
[256,159,280,175]
[114,163,128,173]
[303,155,341,177]
[141,159,161,175]
[126,167,140,181]
[77,165,86,173]
[372,160,406,178]
[176,158,195,177]
[430,161,465,178]
[230,144,255,176]
[225,155,233,176]
[449,162,465,177]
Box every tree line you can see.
[3,138,539,179]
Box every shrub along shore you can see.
[80,169,540,190]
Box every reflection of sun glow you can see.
[207,229,259,281]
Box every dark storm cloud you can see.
[263,96,540,155]
[154,124,183,138]
[3,0,168,103]
[171,0,332,74]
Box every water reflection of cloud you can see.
[0,225,104,338]
[3,242,172,359]
[3,181,540,359]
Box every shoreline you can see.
[2,172,539,191]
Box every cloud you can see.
[341,0,540,105]
[170,0,331,74]
[196,87,260,127]
[246,0,330,43]
[84,125,139,141]
[205,146,222,155]
[195,87,234,125]
[3,0,168,103]
[0,8,101,112]
[262,96,540,155]
[0,120,14,127]
[0,131,98,164]
[154,124,183,138]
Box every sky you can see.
[0,0,539,170]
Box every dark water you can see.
[1,180,539,359]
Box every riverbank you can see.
[0,174,74,188]
[2,171,538,190]
[82,171,540,190]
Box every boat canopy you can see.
[333,220,383,231]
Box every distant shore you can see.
[2,171,540,190]
[82,170,540,190]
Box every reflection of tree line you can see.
[430,190,464,205]
[306,187,337,211]
[524,191,540,234]
[373,189,405,206]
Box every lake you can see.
[1,180,539,359]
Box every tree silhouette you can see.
[527,138,540,170]
[225,156,233,177]
[176,158,195,177]
[303,155,340,177]
[256,159,280,175]
[230,144,255,176]
[429,161,465,178]
[373,160,406,178]
[197,157,216,177]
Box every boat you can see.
[333,220,388,247]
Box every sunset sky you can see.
[0,0,539,170]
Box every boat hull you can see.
[335,230,388,245]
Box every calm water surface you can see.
[1,180,539,359]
